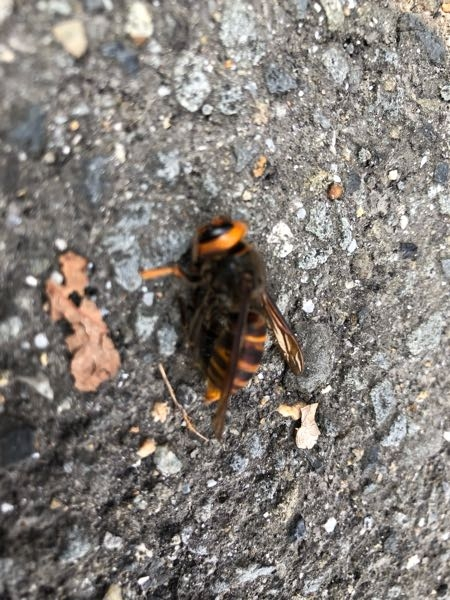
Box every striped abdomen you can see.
[205,311,267,401]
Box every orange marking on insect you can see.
[232,377,251,389]
[197,221,248,256]
[236,359,260,373]
[205,381,221,403]
[140,265,184,280]
[245,334,266,344]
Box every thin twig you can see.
[158,363,209,443]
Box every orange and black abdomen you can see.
[205,311,267,398]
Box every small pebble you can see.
[201,104,213,116]
[399,242,418,260]
[25,275,39,287]
[103,584,123,600]
[52,19,88,59]
[347,239,357,254]
[327,182,344,200]
[34,333,49,349]
[1,502,14,513]
[302,299,315,314]
[323,517,337,533]
[142,292,154,306]
[0,44,15,63]
[125,1,153,45]
[433,162,449,185]
[265,63,297,94]
[153,445,182,476]
[290,515,307,542]
[206,479,218,488]
[388,169,399,181]
[406,554,420,569]
[55,238,68,252]
[0,0,13,26]
[440,84,450,102]
[399,215,408,230]
[103,532,124,551]
[174,52,211,113]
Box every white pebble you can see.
[157,85,171,97]
[323,517,337,533]
[114,143,126,164]
[1,502,14,514]
[25,275,39,287]
[34,333,49,349]
[265,138,276,152]
[406,554,420,569]
[347,239,357,254]
[420,155,428,168]
[400,215,408,230]
[206,479,218,488]
[388,169,399,181]
[137,576,150,588]
[142,292,154,306]
[302,299,315,314]
[297,207,307,220]
[443,431,450,443]
[55,238,68,251]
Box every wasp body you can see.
[141,217,303,438]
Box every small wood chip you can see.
[137,438,157,458]
[295,403,320,449]
[276,402,305,420]
[151,401,169,423]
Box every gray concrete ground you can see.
[0,0,449,598]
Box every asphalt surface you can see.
[0,1,449,598]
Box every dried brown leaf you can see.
[295,403,320,449]
[46,251,120,392]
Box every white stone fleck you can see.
[388,169,399,181]
[400,215,408,230]
[302,299,315,314]
[406,554,420,569]
[125,1,153,44]
[137,576,150,588]
[142,292,154,307]
[34,333,49,349]
[323,517,337,533]
[347,238,357,254]
[55,238,68,251]
[1,502,14,514]
[114,143,126,164]
[25,275,39,287]
[443,431,450,443]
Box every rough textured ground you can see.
[0,1,449,598]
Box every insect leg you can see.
[140,263,187,281]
